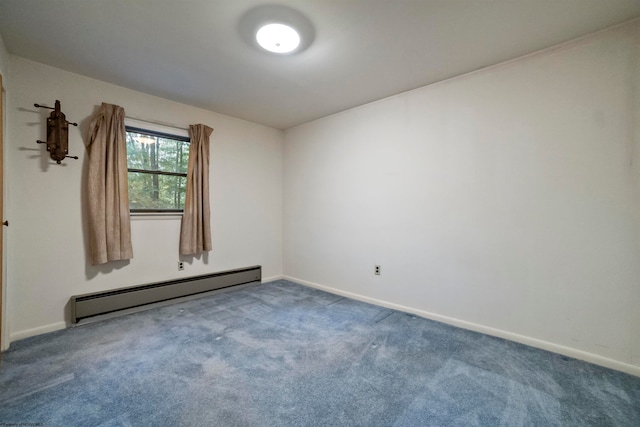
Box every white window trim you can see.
[124,117,189,138]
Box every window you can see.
[125,124,190,213]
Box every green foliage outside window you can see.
[126,128,190,211]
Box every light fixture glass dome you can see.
[256,23,300,53]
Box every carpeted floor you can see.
[0,280,639,426]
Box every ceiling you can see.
[1,0,639,130]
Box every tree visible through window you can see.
[125,126,190,212]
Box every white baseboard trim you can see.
[1,312,9,352]
[262,275,284,283]
[284,275,640,378]
[10,321,68,343]
[1,331,9,352]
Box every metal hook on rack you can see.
[35,100,78,164]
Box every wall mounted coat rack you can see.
[35,100,79,164]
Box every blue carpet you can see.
[0,280,638,426]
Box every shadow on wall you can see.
[180,251,209,267]
[15,105,69,172]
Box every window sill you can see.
[130,212,183,220]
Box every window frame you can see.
[125,124,190,214]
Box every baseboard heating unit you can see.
[70,265,261,323]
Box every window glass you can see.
[126,127,190,212]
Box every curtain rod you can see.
[125,115,189,131]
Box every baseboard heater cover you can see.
[70,265,261,323]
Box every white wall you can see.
[284,22,640,374]
[6,56,283,340]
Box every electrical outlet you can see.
[178,261,185,271]
[375,265,381,275]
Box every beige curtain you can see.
[180,124,213,255]
[85,103,133,265]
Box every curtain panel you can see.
[180,124,213,255]
[85,103,133,265]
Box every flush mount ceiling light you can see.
[239,5,314,55]
[256,23,300,53]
